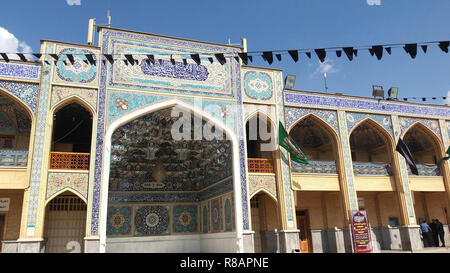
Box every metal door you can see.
[45,195,86,253]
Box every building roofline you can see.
[97,26,243,51]
[0,59,40,66]
[241,65,283,72]
[284,88,450,109]
[40,39,100,49]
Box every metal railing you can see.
[0,150,28,167]
[49,152,90,170]
[291,160,337,174]
[248,158,275,173]
[408,164,440,176]
[352,162,392,176]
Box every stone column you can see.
[391,115,422,251]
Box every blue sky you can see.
[1,0,450,105]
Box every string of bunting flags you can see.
[0,40,449,66]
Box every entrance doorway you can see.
[0,215,4,252]
[296,210,311,253]
[44,194,87,253]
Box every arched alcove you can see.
[403,124,441,176]
[289,114,338,174]
[245,113,276,173]
[50,102,93,170]
[102,103,238,253]
[250,192,280,253]
[0,92,33,167]
[349,119,393,176]
[43,191,87,253]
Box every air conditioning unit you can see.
[372,85,384,99]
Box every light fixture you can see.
[387,87,399,100]
[372,85,384,99]
[284,75,296,89]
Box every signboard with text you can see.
[0,198,10,211]
[350,210,372,253]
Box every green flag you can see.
[438,146,450,164]
[278,121,309,164]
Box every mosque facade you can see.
[0,26,449,253]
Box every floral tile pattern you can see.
[106,206,132,236]
[172,205,198,233]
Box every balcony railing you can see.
[49,152,90,170]
[291,160,337,174]
[408,164,440,176]
[248,158,275,173]
[353,162,392,176]
[0,150,28,167]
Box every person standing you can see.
[430,219,439,247]
[435,219,446,247]
[420,220,433,247]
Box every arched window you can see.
[50,102,92,170]
[403,125,441,176]
[289,115,337,174]
[246,113,275,173]
[0,93,32,167]
[349,120,392,176]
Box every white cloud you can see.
[0,26,33,60]
[66,0,81,6]
[366,0,381,6]
[310,59,339,78]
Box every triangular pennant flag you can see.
[234,56,240,62]
[353,49,358,57]
[369,48,375,56]
[336,50,342,58]
[17,53,27,62]
[170,55,176,65]
[262,51,273,64]
[396,138,418,175]
[102,60,106,65]
[439,41,449,53]
[0,53,9,62]
[146,54,155,64]
[238,52,248,65]
[248,56,253,62]
[104,54,114,64]
[403,44,417,59]
[183,58,187,65]
[208,57,214,64]
[385,47,392,55]
[305,52,311,59]
[343,47,354,61]
[33,53,42,60]
[191,54,201,65]
[278,121,309,164]
[63,60,68,66]
[438,146,450,164]
[215,53,226,65]
[275,54,282,61]
[66,54,75,65]
[50,54,59,64]
[124,54,135,65]
[123,60,129,66]
[314,49,326,63]
[288,50,299,62]
[372,45,383,60]
[85,54,96,65]
[421,45,428,53]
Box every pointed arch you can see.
[0,86,35,120]
[402,122,445,158]
[45,188,88,206]
[51,95,96,117]
[250,188,278,203]
[349,117,395,150]
[287,113,339,141]
[99,98,243,253]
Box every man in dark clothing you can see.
[435,219,446,247]
[430,219,439,247]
